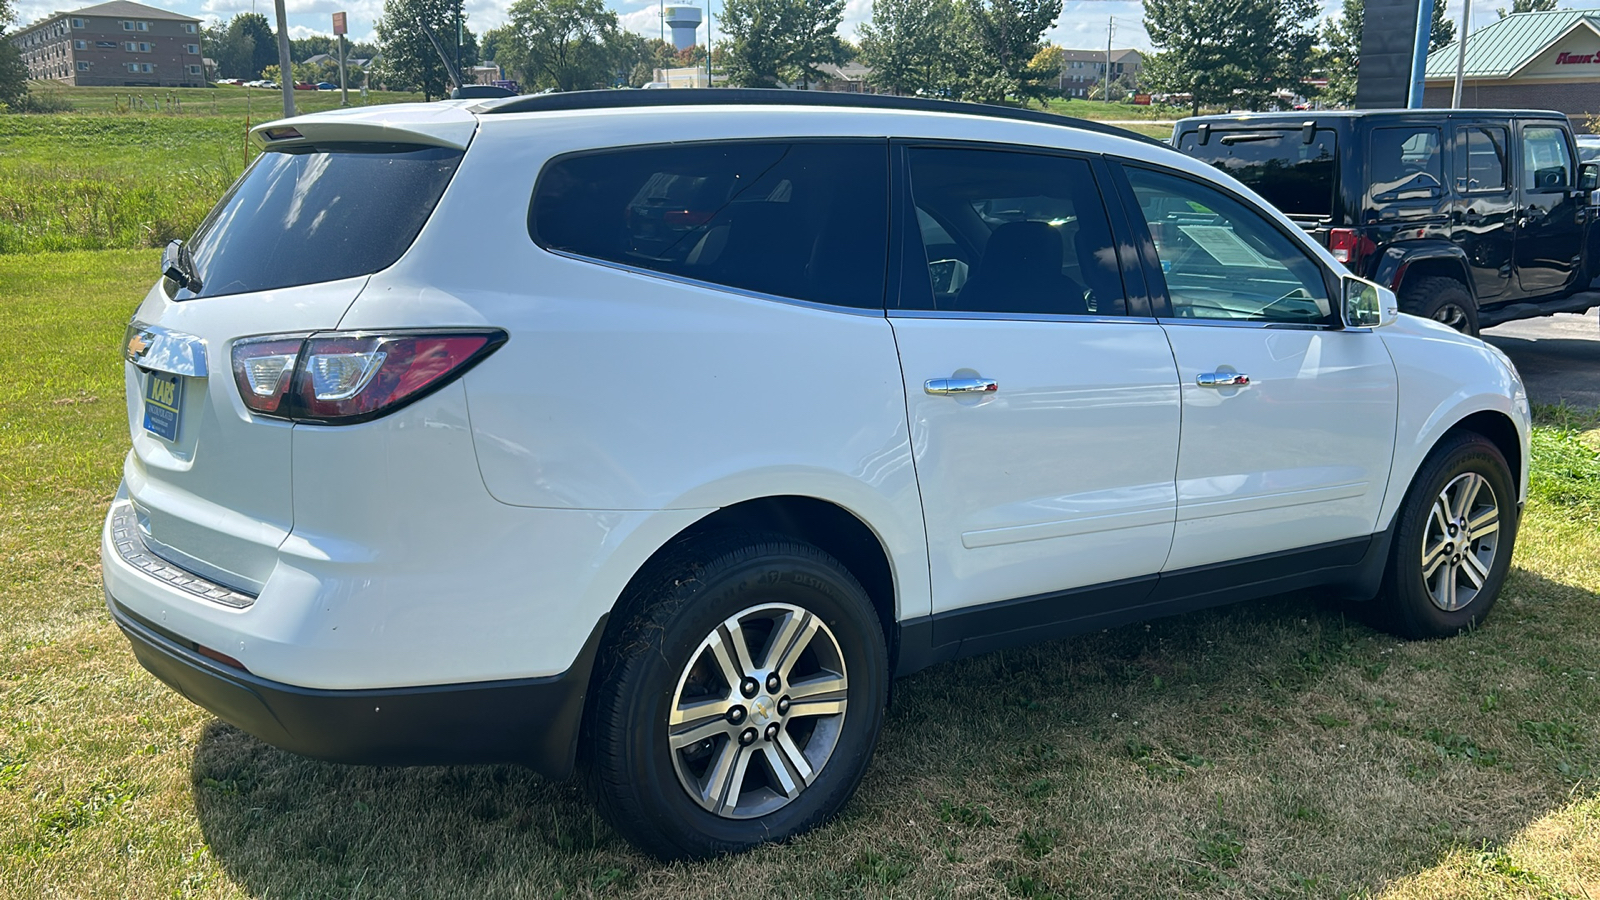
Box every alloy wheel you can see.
[1420,471,1500,612]
[1432,304,1469,332]
[666,602,849,819]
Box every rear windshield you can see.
[180,144,462,299]
[1176,129,1337,218]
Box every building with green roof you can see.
[1422,8,1600,125]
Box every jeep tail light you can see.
[1328,228,1374,268]
[231,330,507,424]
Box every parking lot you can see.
[1484,308,1600,409]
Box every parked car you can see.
[1577,133,1600,163]
[293,82,316,91]
[1173,109,1600,335]
[108,91,1530,861]
[316,81,337,90]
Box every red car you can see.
[293,82,316,91]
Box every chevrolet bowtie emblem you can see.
[128,333,150,357]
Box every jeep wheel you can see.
[1400,276,1479,336]
[1380,432,1518,639]
[587,530,888,860]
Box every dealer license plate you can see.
[142,370,183,442]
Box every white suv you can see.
[104,91,1530,859]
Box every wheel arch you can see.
[1375,242,1473,299]
[1444,409,1524,492]
[587,496,907,699]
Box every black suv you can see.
[1174,110,1600,334]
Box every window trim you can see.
[1518,120,1576,194]
[1113,160,1343,329]
[886,138,1137,319]
[527,136,893,315]
[1366,124,1445,202]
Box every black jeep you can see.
[1173,110,1600,335]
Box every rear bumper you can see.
[107,593,605,777]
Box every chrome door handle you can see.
[1196,372,1250,388]
[925,377,999,395]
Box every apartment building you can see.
[8,0,205,88]
[1058,48,1143,99]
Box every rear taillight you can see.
[1328,228,1375,269]
[230,330,506,424]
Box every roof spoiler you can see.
[250,108,478,151]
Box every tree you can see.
[374,0,478,99]
[1498,0,1557,18]
[859,0,958,96]
[205,14,279,80]
[1317,0,1361,107]
[1430,0,1454,51]
[1144,0,1317,115]
[719,0,846,88]
[954,0,1063,105]
[501,0,620,91]
[0,41,25,111]
[291,34,337,60]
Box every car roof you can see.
[472,88,1172,150]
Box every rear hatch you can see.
[121,106,475,593]
[1174,123,1340,244]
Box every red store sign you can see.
[1555,50,1599,64]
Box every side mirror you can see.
[1580,162,1600,191]
[1342,275,1398,329]
[161,239,188,288]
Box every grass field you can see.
[0,85,425,256]
[1,249,1599,898]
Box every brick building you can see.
[1423,9,1600,126]
[8,0,205,88]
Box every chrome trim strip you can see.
[889,309,1159,324]
[541,248,889,318]
[109,500,256,608]
[1155,317,1334,331]
[124,322,210,377]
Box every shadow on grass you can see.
[191,568,1600,898]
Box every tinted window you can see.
[533,141,888,309]
[1126,166,1333,325]
[1523,125,1573,190]
[1177,129,1337,217]
[901,148,1124,315]
[1455,126,1507,193]
[1369,126,1443,200]
[184,144,462,299]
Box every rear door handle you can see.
[925,377,999,395]
[1196,372,1250,388]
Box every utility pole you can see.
[706,0,713,86]
[334,11,348,107]
[455,0,462,86]
[273,0,293,117]
[1451,0,1470,107]
[1103,17,1114,102]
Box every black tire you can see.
[587,530,888,860]
[1400,275,1479,336]
[1381,432,1518,639]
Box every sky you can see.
[8,0,1555,60]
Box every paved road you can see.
[1483,307,1600,410]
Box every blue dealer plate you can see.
[142,370,183,442]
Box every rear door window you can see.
[184,144,463,299]
[900,147,1125,316]
[1175,129,1337,218]
[532,141,889,310]
[1455,125,1508,193]
[1369,126,1444,200]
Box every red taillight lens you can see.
[231,330,506,424]
[1328,228,1375,268]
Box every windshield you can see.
[179,144,463,299]
[1177,129,1338,218]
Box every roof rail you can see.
[472,88,1169,148]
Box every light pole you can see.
[272,0,293,117]
[1451,0,1470,107]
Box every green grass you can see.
[1040,96,1186,122]
[0,85,427,256]
[2,251,1600,898]
[21,81,427,118]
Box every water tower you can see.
[663,4,702,51]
